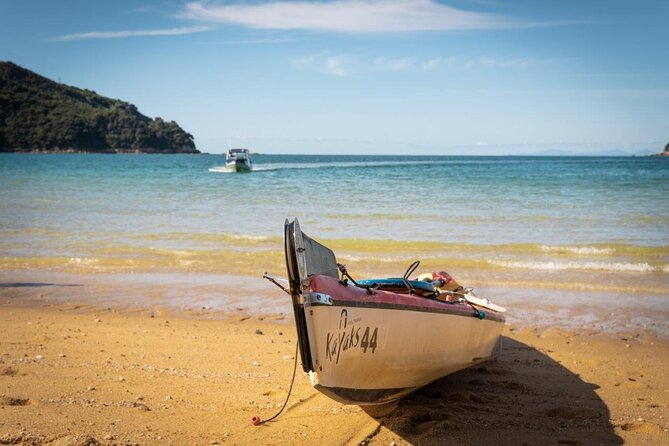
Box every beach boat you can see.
[282,218,506,406]
[225,148,253,172]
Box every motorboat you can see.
[225,148,252,172]
[279,218,506,407]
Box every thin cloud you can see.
[323,55,349,76]
[373,57,414,71]
[463,56,539,68]
[295,54,424,75]
[203,36,297,45]
[183,0,552,33]
[292,53,355,76]
[51,26,212,42]
[292,53,554,76]
[420,58,440,70]
[430,55,558,69]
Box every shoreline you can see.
[0,150,202,154]
[2,270,667,340]
[1,303,667,445]
[1,151,662,157]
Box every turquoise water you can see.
[2,153,667,333]
[1,154,668,283]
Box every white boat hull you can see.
[225,161,252,172]
[304,302,503,404]
[282,218,506,406]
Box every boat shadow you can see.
[366,336,623,445]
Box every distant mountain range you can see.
[0,61,198,153]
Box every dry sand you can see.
[1,305,668,445]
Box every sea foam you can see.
[539,245,614,255]
[207,166,234,173]
[488,259,659,273]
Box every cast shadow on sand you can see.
[365,336,623,446]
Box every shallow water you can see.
[1,153,667,319]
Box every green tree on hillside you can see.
[0,61,198,153]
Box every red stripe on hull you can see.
[309,275,505,323]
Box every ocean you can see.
[1,153,668,332]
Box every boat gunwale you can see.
[305,299,506,323]
[309,274,506,323]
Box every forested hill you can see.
[0,61,199,153]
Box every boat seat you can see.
[356,278,436,298]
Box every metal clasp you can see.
[303,292,333,306]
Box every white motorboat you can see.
[225,148,252,172]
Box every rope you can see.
[252,341,299,426]
[401,260,420,295]
[337,263,375,295]
[402,260,420,280]
[463,298,486,320]
[262,272,290,295]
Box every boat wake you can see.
[208,166,233,174]
[210,159,471,174]
[261,160,438,170]
[208,165,269,173]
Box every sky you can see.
[1,0,667,155]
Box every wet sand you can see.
[1,302,668,445]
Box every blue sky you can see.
[1,0,667,154]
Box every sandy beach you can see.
[1,294,668,445]
[3,0,669,441]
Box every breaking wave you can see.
[539,245,615,255]
[488,259,661,273]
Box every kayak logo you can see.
[326,309,378,364]
[339,309,348,330]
